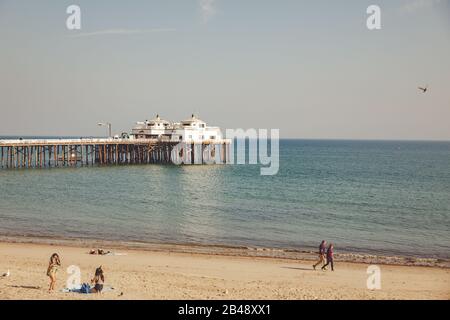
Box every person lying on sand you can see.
[89,249,111,255]
[90,266,105,293]
[46,253,61,293]
[313,240,327,270]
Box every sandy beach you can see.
[0,241,448,300]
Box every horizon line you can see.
[0,134,449,143]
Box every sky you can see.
[0,0,449,140]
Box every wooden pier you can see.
[0,138,230,169]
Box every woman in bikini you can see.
[90,266,105,294]
[46,253,61,293]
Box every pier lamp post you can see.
[97,122,112,138]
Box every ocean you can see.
[0,139,449,259]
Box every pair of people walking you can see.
[312,240,334,271]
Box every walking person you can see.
[322,244,334,271]
[313,240,327,270]
[46,253,61,293]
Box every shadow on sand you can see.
[8,285,41,290]
[281,266,315,271]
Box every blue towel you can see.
[62,283,90,294]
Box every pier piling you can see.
[0,139,230,170]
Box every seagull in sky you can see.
[418,85,428,93]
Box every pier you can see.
[0,138,230,169]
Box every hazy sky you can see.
[0,0,449,139]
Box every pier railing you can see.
[0,138,157,146]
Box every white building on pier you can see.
[131,114,225,143]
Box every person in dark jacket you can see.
[321,244,334,271]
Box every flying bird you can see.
[1,270,10,277]
[418,85,428,93]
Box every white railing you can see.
[0,138,154,146]
[0,137,232,146]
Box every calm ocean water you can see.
[0,139,449,259]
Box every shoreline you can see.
[1,235,448,269]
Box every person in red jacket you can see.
[321,244,334,271]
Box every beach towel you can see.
[105,252,127,256]
[61,284,115,294]
[61,283,89,294]
[88,250,127,256]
